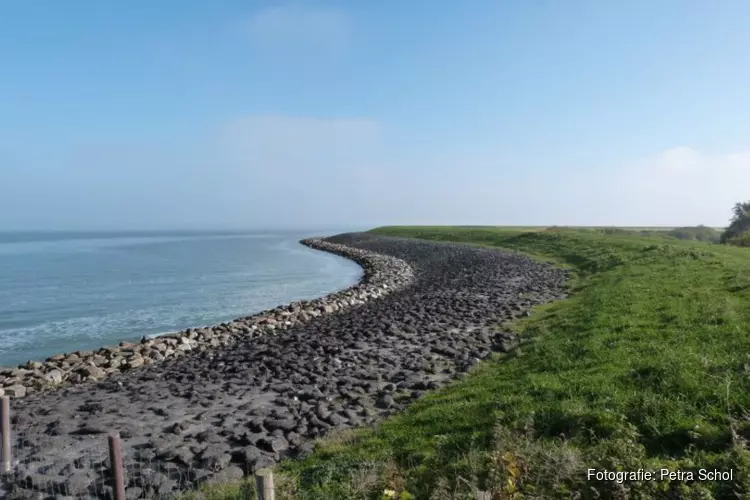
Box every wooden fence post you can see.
[254,468,275,500]
[107,432,126,500]
[0,396,10,474]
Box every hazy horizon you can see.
[0,226,369,233]
[0,224,728,233]
[2,1,749,230]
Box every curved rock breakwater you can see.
[0,238,414,400]
[2,233,570,499]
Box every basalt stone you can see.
[253,455,276,471]
[376,394,395,409]
[166,422,185,435]
[315,405,332,421]
[5,385,27,398]
[294,441,316,459]
[285,431,302,446]
[127,357,145,369]
[125,487,143,500]
[205,465,245,485]
[264,418,297,432]
[246,417,265,433]
[79,366,106,379]
[71,425,108,435]
[6,488,44,500]
[43,369,64,385]
[307,415,331,430]
[220,415,238,429]
[137,470,171,491]
[197,444,232,471]
[326,413,349,427]
[236,444,265,466]
[62,471,95,496]
[64,354,81,365]
[45,419,77,436]
[36,461,68,477]
[259,436,289,453]
[78,401,104,413]
[173,446,196,466]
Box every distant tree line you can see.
[595,226,721,242]
[667,225,721,242]
[548,208,750,246]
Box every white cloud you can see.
[652,146,703,174]
[246,4,349,51]
[565,147,750,227]
[215,115,750,228]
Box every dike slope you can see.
[2,233,569,499]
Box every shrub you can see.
[721,201,750,244]
[667,225,721,242]
[726,232,750,247]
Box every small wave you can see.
[0,234,363,367]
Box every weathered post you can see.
[0,396,10,474]
[254,468,275,500]
[107,432,126,500]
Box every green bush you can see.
[597,227,635,236]
[726,232,750,247]
[721,201,750,244]
[667,225,721,242]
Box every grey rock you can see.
[295,441,316,459]
[286,431,302,446]
[7,488,44,500]
[63,471,94,495]
[258,436,289,453]
[137,469,170,490]
[127,357,145,369]
[198,444,232,471]
[376,394,395,409]
[253,455,276,470]
[315,404,332,421]
[264,418,297,432]
[44,370,64,385]
[239,445,264,465]
[79,365,106,379]
[125,487,143,500]
[5,385,26,398]
[326,413,349,426]
[78,401,104,413]
[206,465,245,485]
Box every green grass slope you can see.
[205,226,750,500]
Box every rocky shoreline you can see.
[2,233,570,499]
[0,238,415,400]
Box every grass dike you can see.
[198,226,750,499]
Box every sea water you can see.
[0,231,362,367]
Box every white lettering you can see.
[699,469,733,481]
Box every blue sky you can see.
[1,1,749,230]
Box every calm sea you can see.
[0,231,363,367]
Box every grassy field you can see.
[205,226,750,499]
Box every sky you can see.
[1,0,749,230]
